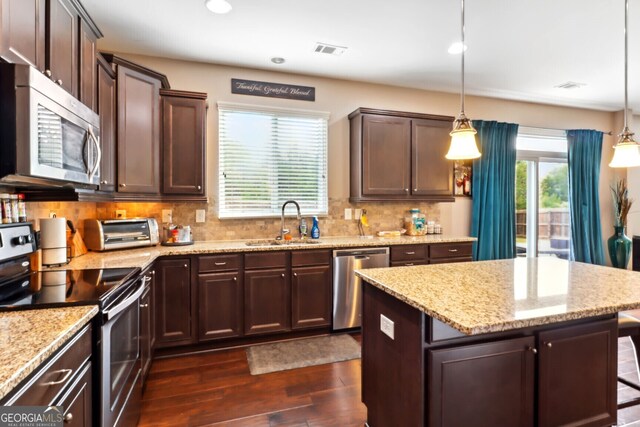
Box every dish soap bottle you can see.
[311,216,320,239]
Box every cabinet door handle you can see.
[214,262,227,266]
[405,251,415,255]
[184,264,188,268]
[151,270,155,275]
[101,180,108,184]
[43,69,52,78]
[56,79,63,86]
[404,188,409,193]
[197,185,202,190]
[140,303,149,308]
[233,277,237,281]
[528,346,537,354]
[43,368,73,385]
[414,188,417,192]
[448,249,459,253]
[293,273,298,277]
[120,183,126,188]
[64,413,73,423]
[281,273,285,278]
[546,342,552,348]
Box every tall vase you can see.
[607,225,632,269]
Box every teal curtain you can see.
[567,130,605,265]
[471,120,519,260]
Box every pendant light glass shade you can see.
[610,0,640,168]
[446,114,481,160]
[205,0,232,14]
[446,0,481,160]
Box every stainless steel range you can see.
[0,222,145,427]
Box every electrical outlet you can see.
[380,314,395,340]
[162,209,172,223]
[354,209,362,220]
[195,209,206,223]
[49,211,57,218]
[115,210,126,219]
[344,208,352,220]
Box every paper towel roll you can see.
[40,217,68,266]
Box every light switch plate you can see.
[354,209,362,220]
[162,209,172,223]
[195,209,206,223]
[380,314,395,340]
[344,208,352,220]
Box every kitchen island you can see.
[355,258,640,427]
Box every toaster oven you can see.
[84,218,159,251]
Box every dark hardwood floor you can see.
[139,336,640,426]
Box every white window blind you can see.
[218,102,329,218]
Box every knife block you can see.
[67,230,88,258]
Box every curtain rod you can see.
[520,125,612,136]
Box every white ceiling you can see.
[83,0,640,112]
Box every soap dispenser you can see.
[311,216,320,239]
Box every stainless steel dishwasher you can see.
[332,247,389,330]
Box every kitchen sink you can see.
[245,239,322,246]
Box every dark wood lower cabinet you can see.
[198,272,243,341]
[56,361,92,427]
[154,258,193,348]
[537,319,617,427]
[428,337,535,427]
[244,268,290,335]
[291,265,331,330]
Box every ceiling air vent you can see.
[314,42,347,56]
[554,81,586,90]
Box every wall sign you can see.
[231,79,315,102]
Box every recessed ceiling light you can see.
[313,42,348,56]
[447,42,467,55]
[205,0,232,14]
[271,57,285,64]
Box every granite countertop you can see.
[356,257,640,335]
[0,305,98,401]
[45,235,476,271]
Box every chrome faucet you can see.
[279,200,301,240]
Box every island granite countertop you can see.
[45,235,475,271]
[355,257,640,335]
[0,305,98,401]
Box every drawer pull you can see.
[140,303,149,308]
[528,347,538,354]
[281,273,285,278]
[293,273,298,277]
[405,251,416,255]
[448,249,459,253]
[64,413,73,423]
[405,263,414,266]
[214,262,227,266]
[184,264,188,268]
[233,277,237,281]
[43,368,73,386]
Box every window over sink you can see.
[218,102,329,218]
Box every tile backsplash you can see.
[27,199,441,241]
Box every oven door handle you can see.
[103,278,147,321]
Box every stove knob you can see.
[12,235,25,246]
[25,234,33,243]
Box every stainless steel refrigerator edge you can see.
[332,247,389,330]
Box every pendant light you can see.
[610,0,640,168]
[445,0,481,160]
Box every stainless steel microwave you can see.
[0,63,101,188]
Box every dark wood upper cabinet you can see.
[349,108,455,202]
[161,89,207,196]
[114,62,161,194]
[96,54,115,192]
[45,0,77,96]
[428,336,535,427]
[412,118,454,197]
[0,0,45,68]
[154,258,193,348]
[78,17,96,111]
[537,318,617,427]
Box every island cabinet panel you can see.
[427,337,535,427]
[0,0,45,68]
[291,264,332,330]
[244,252,291,336]
[362,283,424,427]
[411,118,453,197]
[115,64,161,194]
[198,272,244,341]
[361,114,411,196]
[96,54,115,192]
[537,319,617,427]
[154,258,194,347]
[56,361,92,427]
[161,89,207,196]
[45,0,78,97]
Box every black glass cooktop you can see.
[0,267,139,310]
